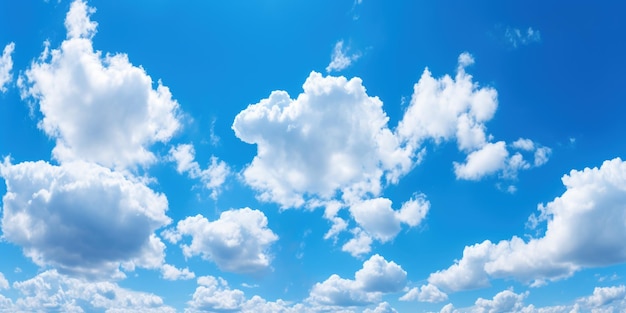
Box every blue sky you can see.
[1,0,626,312]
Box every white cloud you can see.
[233,52,548,259]
[534,146,551,167]
[326,40,361,73]
[20,0,181,170]
[435,285,626,313]
[186,276,246,312]
[0,159,171,278]
[512,138,535,151]
[241,296,306,313]
[324,216,349,241]
[0,42,15,92]
[168,144,230,199]
[342,228,373,257]
[440,303,456,313]
[165,208,278,273]
[185,276,308,313]
[430,157,626,290]
[397,194,430,226]
[232,71,412,208]
[505,27,541,48]
[308,254,407,307]
[473,289,528,313]
[400,284,448,303]
[397,53,497,153]
[0,273,8,290]
[1,270,175,312]
[397,53,549,182]
[579,285,626,308]
[454,141,509,180]
[349,196,429,242]
[64,0,97,39]
[349,198,401,242]
[160,264,195,281]
[363,302,398,313]
[428,240,494,291]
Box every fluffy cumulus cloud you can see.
[430,157,626,291]
[0,42,15,92]
[326,40,361,73]
[168,144,230,199]
[19,0,181,170]
[363,302,398,313]
[400,284,448,303]
[0,273,8,290]
[342,195,430,256]
[308,254,407,307]
[0,159,171,278]
[349,196,429,243]
[341,227,374,257]
[160,264,195,281]
[437,285,626,313]
[235,54,549,201]
[232,71,412,208]
[185,275,309,313]
[186,276,246,312]
[233,52,548,259]
[0,270,175,312]
[580,285,626,308]
[397,53,550,182]
[472,289,528,313]
[163,208,278,273]
[453,141,509,180]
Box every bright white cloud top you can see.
[429,158,626,290]
[0,42,14,93]
[1,0,625,312]
[20,0,181,170]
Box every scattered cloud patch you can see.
[579,285,626,308]
[0,159,171,278]
[472,289,528,313]
[0,273,8,290]
[0,42,15,92]
[187,276,246,312]
[350,198,430,242]
[505,27,541,48]
[0,270,176,312]
[341,227,373,257]
[235,53,548,259]
[346,195,429,252]
[326,40,361,73]
[163,208,278,273]
[308,254,407,307]
[185,275,307,313]
[400,284,448,303]
[20,0,181,170]
[160,264,195,281]
[397,53,550,182]
[428,240,494,291]
[437,285,626,313]
[454,141,509,180]
[363,302,398,313]
[430,157,626,290]
[169,143,230,199]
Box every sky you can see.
[0,0,626,312]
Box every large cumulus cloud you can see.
[0,159,171,278]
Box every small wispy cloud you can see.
[351,0,363,20]
[326,40,360,73]
[504,27,541,48]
